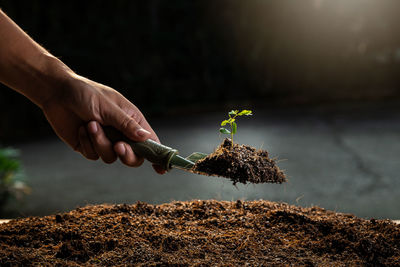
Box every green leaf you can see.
[219,128,231,134]
[227,118,235,124]
[232,122,237,134]
[238,110,253,116]
[0,148,19,158]
[221,120,229,126]
[228,110,238,116]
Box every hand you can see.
[0,10,165,173]
[41,74,166,174]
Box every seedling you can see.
[195,109,286,184]
[219,110,252,143]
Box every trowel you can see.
[104,127,207,172]
[104,127,287,184]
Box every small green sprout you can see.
[219,110,253,142]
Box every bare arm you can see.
[0,9,69,107]
[0,10,165,173]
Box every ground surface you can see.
[2,105,400,219]
[1,200,399,266]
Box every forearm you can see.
[0,9,73,108]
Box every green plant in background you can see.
[0,147,30,209]
[220,110,253,142]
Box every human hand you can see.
[0,10,165,174]
[41,74,166,174]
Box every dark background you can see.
[1,0,400,143]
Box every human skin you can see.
[0,9,165,174]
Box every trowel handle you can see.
[103,126,178,170]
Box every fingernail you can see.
[116,143,126,156]
[88,121,98,134]
[136,128,150,138]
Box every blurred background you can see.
[1,0,400,219]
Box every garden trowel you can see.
[104,127,287,184]
[104,127,207,172]
[127,139,208,171]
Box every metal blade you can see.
[186,152,208,163]
[169,152,209,170]
[170,154,195,169]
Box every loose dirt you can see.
[1,200,399,266]
[192,138,286,184]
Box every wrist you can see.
[1,49,76,109]
[30,53,76,109]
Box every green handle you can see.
[103,127,177,170]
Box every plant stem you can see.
[230,123,233,142]
[229,113,239,143]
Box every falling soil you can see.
[1,200,399,266]
[192,138,286,184]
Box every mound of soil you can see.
[1,200,399,266]
[192,138,286,184]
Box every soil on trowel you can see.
[0,200,399,266]
[192,138,286,184]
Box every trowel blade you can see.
[169,152,208,170]
[186,152,208,163]
[169,154,195,170]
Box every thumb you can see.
[102,106,151,142]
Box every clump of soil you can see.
[192,138,286,184]
[1,200,399,266]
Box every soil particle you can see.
[0,200,399,266]
[192,138,286,184]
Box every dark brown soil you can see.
[192,138,286,184]
[1,200,399,266]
